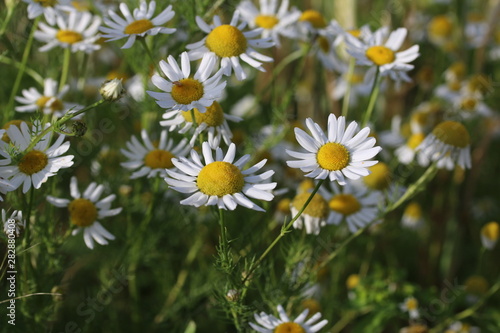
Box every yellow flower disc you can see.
[36,96,64,112]
[18,150,48,175]
[56,30,83,44]
[301,299,321,315]
[348,29,361,38]
[197,161,244,196]
[329,194,361,216]
[432,121,470,148]
[365,46,395,66]
[404,202,422,218]
[35,0,58,7]
[346,274,360,289]
[406,298,418,310]
[255,15,279,29]
[182,101,224,127]
[124,19,154,35]
[481,222,499,241]
[69,198,97,227]
[460,97,477,111]
[299,10,326,28]
[428,15,453,38]
[292,193,329,218]
[363,162,391,190]
[274,322,306,333]
[144,149,175,169]
[316,142,350,171]
[171,78,204,105]
[407,133,426,150]
[276,198,291,214]
[465,275,489,295]
[205,25,248,57]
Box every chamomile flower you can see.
[47,177,121,249]
[297,9,328,37]
[99,1,176,49]
[22,0,74,25]
[395,132,429,166]
[417,121,471,170]
[120,129,190,179]
[320,181,379,233]
[237,0,301,46]
[147,52,226,113]
[15,78,82,118]
[480,221,499,250]
[0,122,74,193]
[427,15,455,48]
[160,101,242,149]
[290,191,329,235]
[250,304,328,333]
[446,321,480,333]
[399,297,420,319]
[286,114,382,186]
[165,142,276,211]
[401,202,424,230]
[186,11,274,81]
[34,11,102,53]
[2,209,25,237]
[345,27,420,83]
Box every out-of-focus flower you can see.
[480,221,499,250]
[250,304,328,332]
[399,297,419,319]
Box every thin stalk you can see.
[0,2,16,36]
[361,67,381,127]
[341,58,356,118]
[219,208,229,259]
[139,38,160,74]
[59,48,71,91]
[6,17,40,120]
[241,179,325,285]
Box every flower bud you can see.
[100,79,125,101]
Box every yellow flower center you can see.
[428,16,453,37]
[404,202,422,218]
[432,121,470,148]
[317,36,330,53]
[407,133,426,149]
[274,322,306,333]
[363,162,391,190]
[276,198,291,214]
[205,25,247,58]
[56,30,83,44]
[182,101,224,127]
[124,19,154,35]
[365,46,395,66]
[106,70,129,82]
[467,74,492,95]
[71,1,91,11]
[144,149,175,169]
[329,194,361,216]
[346,274,360,289]
[406,298,418,310]
[36,96,64,112]
[255,15,279,29]
[348,29,361,38]
[347,73,364,84]
[292,193,329,218]
[460,97,477,111]
[68,198,97,227]
[447,62,466,80]
[301,299,321,316]
[448,81,462,91]
[298,179,315,193]
[481,222,499,241]
[18,150,48,175]
[465,276,489,295]
[316,142,350,171]
[35,0,57,7]
[299,10,326,28]
[197,161,244,196]
[171,78,204,105]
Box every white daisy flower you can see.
[401,202,424,230]
[446,321,481,333]
[160,101,242,149]
[237,0,301,47]
[22,0,74,25]
[320,180,379,233]
[290,190,329,235]
[147,52,226,114]
[2,209,26,237]
[297,9,329,38]
[465,14,488,48]
[395,132,429,166]
[99,1,176,49]
[250,304,328,333]
[345,27,420,83]
[186,11,274,81]
[286,114,382,186]
[399,297,420,319]
[165,142,276,212]
[480,222,499,250]
[0,122,74,193]
[120,129,190,179]
[47,177,121,249]
[15,78,82,118]
[34,10,102,53]
[416,121,471,170]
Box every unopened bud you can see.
[100,78,125,101]
[72,120,87,137]
[226,289,240,302]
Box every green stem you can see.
[241,179,325,285]
[361,67,381,127]
[139,38,159,74]
[6,17,40,120]
[0,55,44,85]
[219,208,228,257]
[341,58,356,118]
[385,162,439,214]
[0,2,16,36]
[59,47,71,91]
